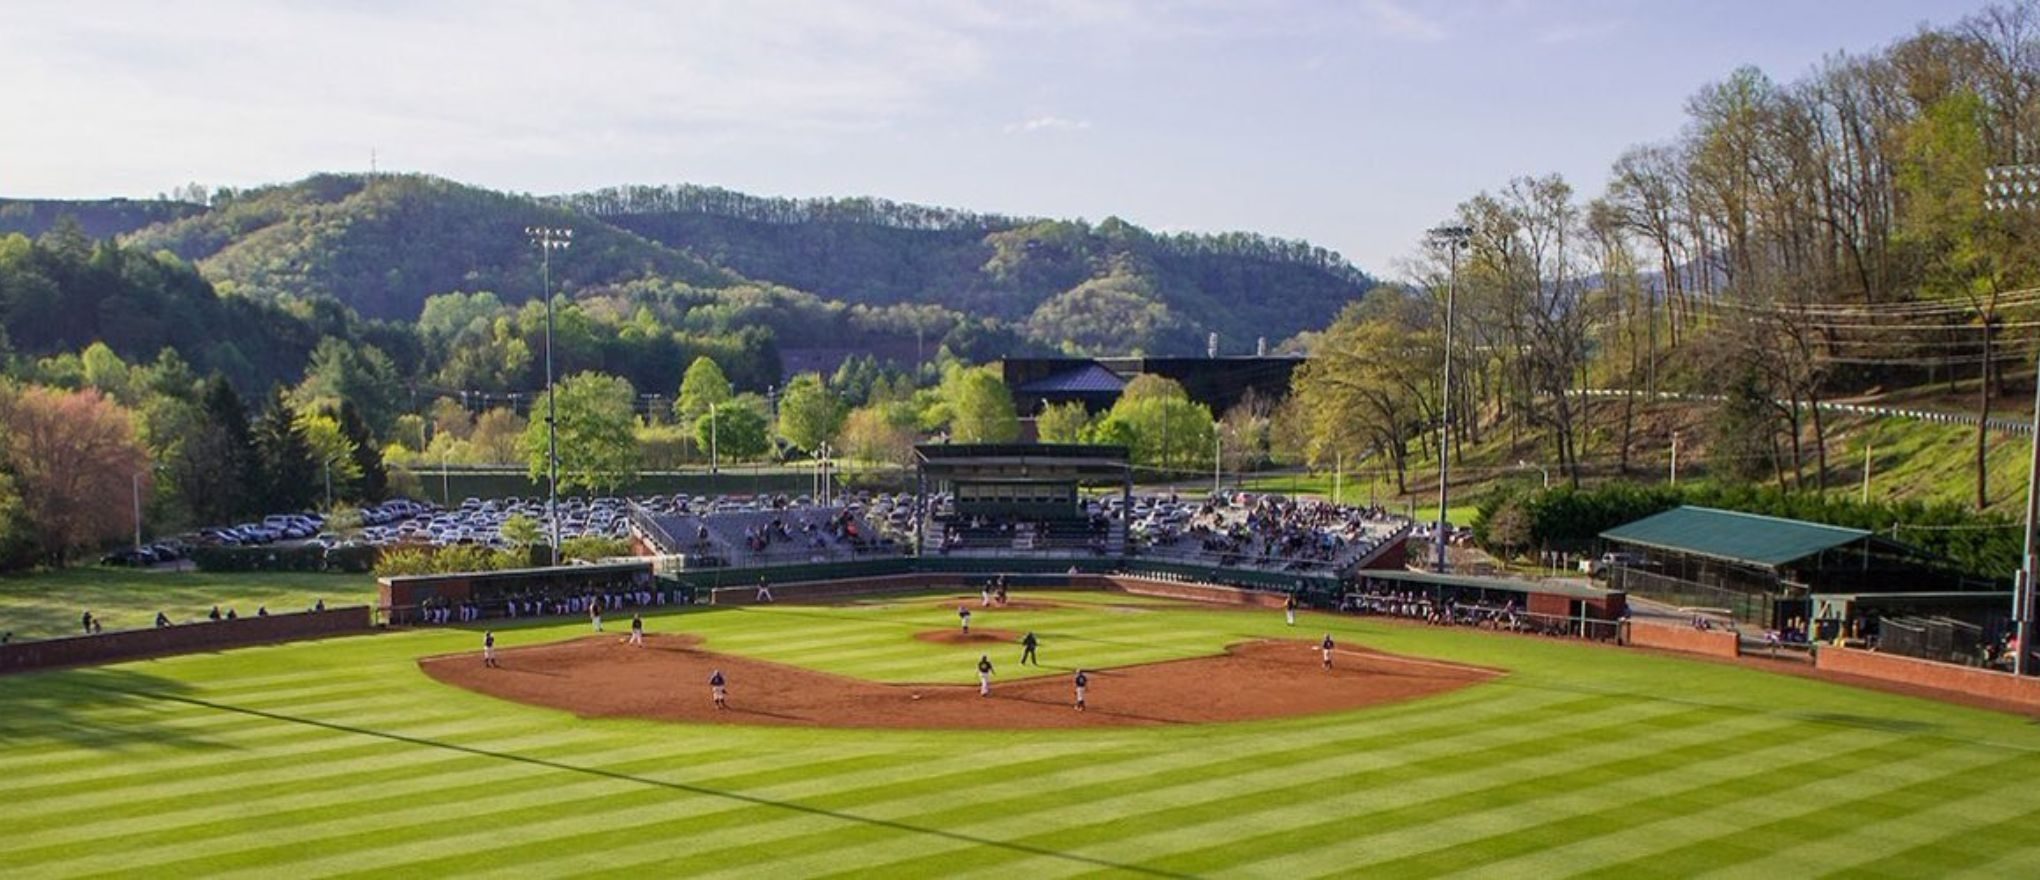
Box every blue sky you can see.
[0,0,1987,277]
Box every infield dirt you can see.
[421,633,1500,729]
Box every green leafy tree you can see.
[675,356,733,423]
[175,376,260,523]
[1035,401,1090,444]
[695,399,770,463]
[520,372,641,495]
[937,365,1018,443]
[776,372,842,453]
[501,513,541,546]
[296,411,363,489]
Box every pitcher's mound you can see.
[421,634,1501,730]
[914,629,1018,645]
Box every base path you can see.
[420,634,1501,730]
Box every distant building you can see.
[1000,355,1303,416]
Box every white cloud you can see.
[1004,116,1093,134]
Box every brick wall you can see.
[1816,646,2040,711]
[1621,621,1741,659]
[0,607,374,675]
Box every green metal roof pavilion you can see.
[1598,506,1879,570]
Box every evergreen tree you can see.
[176,375,260,522]
[339,401,389,503]
[255,388,319,511]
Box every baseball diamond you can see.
[5,585,2040,877]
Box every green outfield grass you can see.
[0,568,377,641]
[5,591,2040,877]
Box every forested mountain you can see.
[1,174,1375,358]
[0,198,205,240]
[562,184,1373,353]
[116,174,738,319]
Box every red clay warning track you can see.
[420,633,1500,729]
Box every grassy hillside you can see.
[3,592,2037,876]
[1257,397,2037,526]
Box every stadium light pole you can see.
[1428,222,1472,573]
[527,225,572,567]
[1985,164,2040,675]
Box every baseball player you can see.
[977,654,994,696]
[590,597,604,632]
[755,577,774,603]
[1019,631,1039,666]
[1285,593,1298,626]
[629,612,645,646]
[1073,669,1088,711]
[1321,633,1336,670]
[981,584,993,607]
[709,669,727,709]
[483,630,498,668]
[959,605,973,634]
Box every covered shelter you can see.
[1598,506,1991,629]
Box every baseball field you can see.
[5,589,2040,878]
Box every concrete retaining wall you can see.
[1816,646,2040,711]
[0,607,375,675]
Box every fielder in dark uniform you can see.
[483,630,498,668]
[977,654,994,696]
[958,605,972,634]
[709,669,727,709]
[1073,669,1088,711]
[1019,631,1038,666]
[1321,633,1336,670]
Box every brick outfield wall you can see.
[0,607,375,675]
[1621,621,1742,659]
[1816,646,2040,711]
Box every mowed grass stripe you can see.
[1761,777,2040,877]
[8,737,779,858]
[835,703,1810,879]
[1858,802,2040,879]
[672,702,1757,879]
[1609,745,2040,879]
[58,746,940,879]
[1316,734,1993,878]
[286,689,1634,877]
[201,745,1097,880]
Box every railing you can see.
[1608,566,1777,626]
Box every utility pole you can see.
[1670,432,1680,486]
[133,472,143,552]
[1213,422,1222,496]
[1428,222,1472,573]
[1862,442,1873,505]
[526,225,572,566]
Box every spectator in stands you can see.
[81,611,94,634]
[257,606,269,618]
[208,605,223,622]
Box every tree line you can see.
[1290,1,2040,524]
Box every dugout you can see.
[378,560,658,624]
[1347,569,1627,637]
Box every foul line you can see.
[1334,649,1502,676]
[130,689,1191,878]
